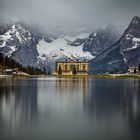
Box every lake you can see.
[0,77,140,140]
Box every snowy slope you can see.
[124,37,140,51]
[0,24,32,56]
[37,33,94,62]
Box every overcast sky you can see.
[0,0,140,31]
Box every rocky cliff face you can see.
[89,43,127,74]
[83,25,120,56]
[89,16,140,73]
[0,23,41,67]
[120,16,140,66]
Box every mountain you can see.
[119,16,140,66]
[0,23,41,67]
[89,16,140,73]
[0,17,140,73]
[0,22,94,70]
[83,25,120,56]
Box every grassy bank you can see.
[89,74,113,78]
[90,74,140,79]
[112,74,140,79]
[51,73,140,79]
[55,75,89,78]
[1,74,140,79]
[0,73,31,78]
[0,75,13,78]
[12,73,31,78]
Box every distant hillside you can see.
[0,53,46,75]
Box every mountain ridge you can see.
[0,17,140,73]
[89,16,140,73]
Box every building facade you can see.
[128,66,139,74]
[54,60,89,75]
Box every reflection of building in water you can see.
[55,78,88,95]
[0,79,38,129]
[83,79,140,138]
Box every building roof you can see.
[56,59,88,63]
[5,69,13,72]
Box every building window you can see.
[76,65,79,70]
[65,64,68,70]
[70,65,74,70]
[83,64,86,70]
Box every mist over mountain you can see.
[1,0,140,33]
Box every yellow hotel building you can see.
[54,60,89,75]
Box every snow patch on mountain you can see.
[37,35,94,61]
[126,34,133,40]
[132,37,140,48]
[124,37,140,51]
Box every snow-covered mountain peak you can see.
[0,23,33,56]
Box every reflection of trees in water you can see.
[0,79,38,129]
[83,79,140,138]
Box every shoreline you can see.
[90,74,140,79]
[0,74,140,79]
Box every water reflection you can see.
[0,78,37,134]
[0,78,140,140]
[83,79,140,140]
[55,78,88,95]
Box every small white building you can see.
[5,69,13,75]
[128,66,139,74]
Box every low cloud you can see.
[0,0,140,31]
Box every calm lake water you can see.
[0,77,140,140]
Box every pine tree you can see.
[72,65,77,75]
[138,64,140,72]
[134,67,137,73]
[0,53,46,75]
[58,65,62,75]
